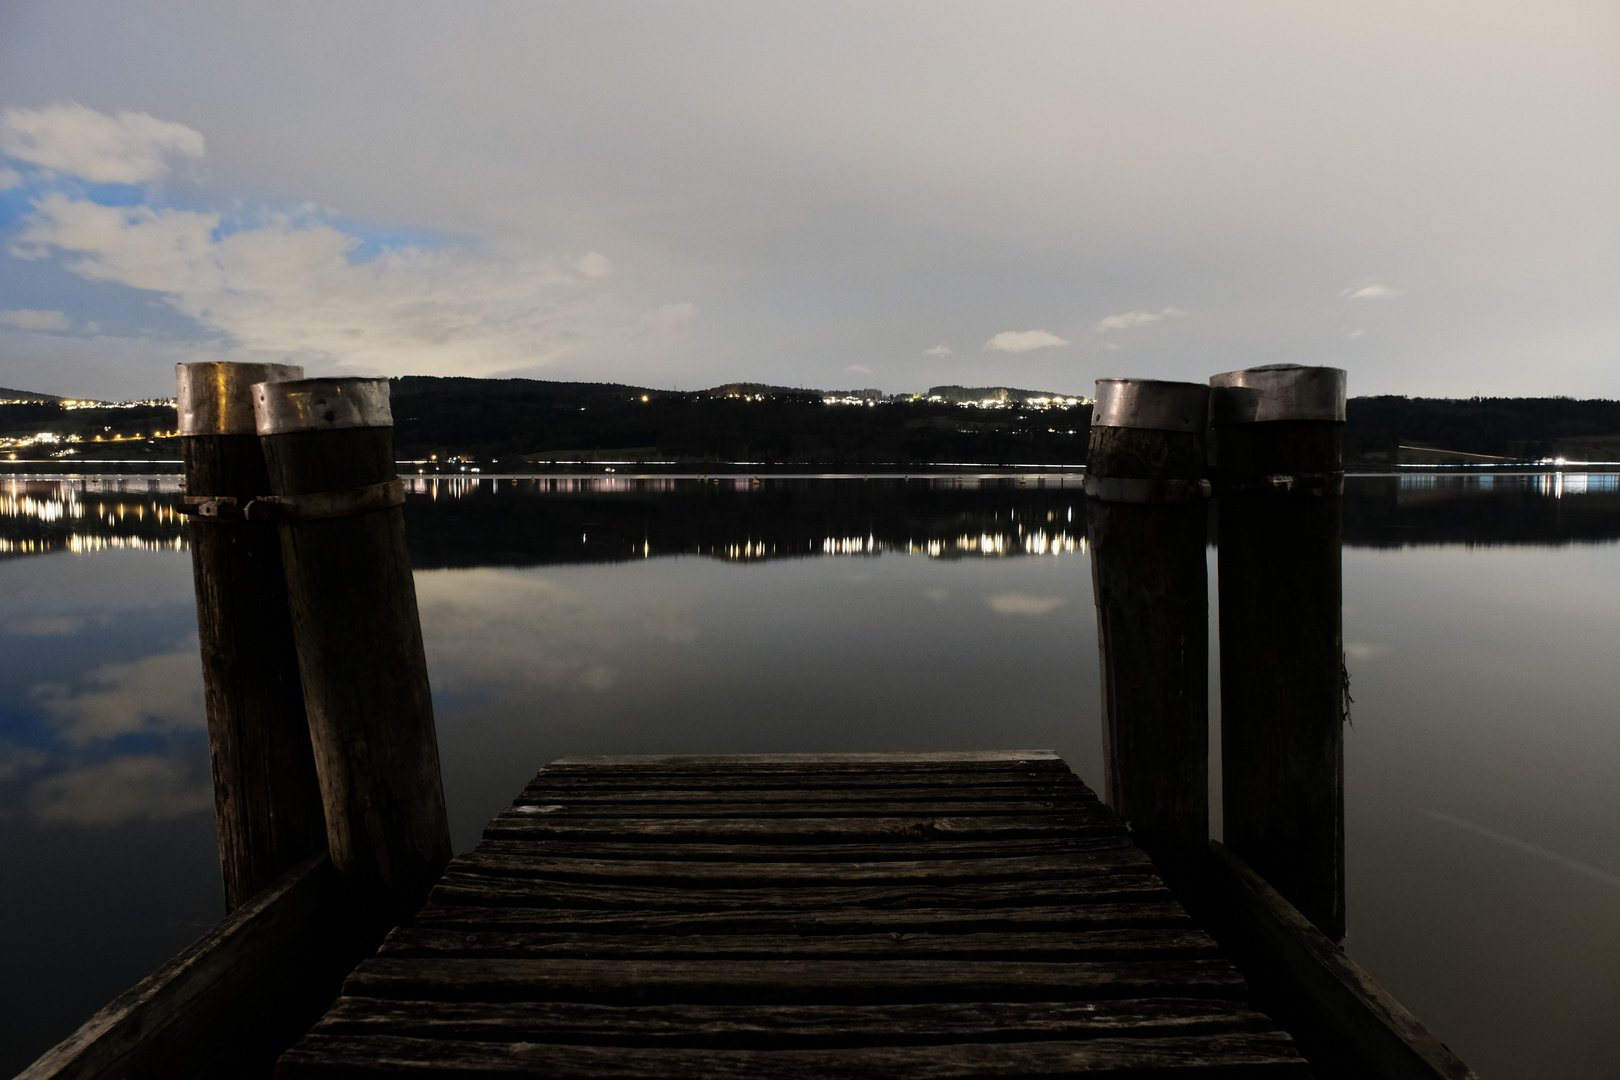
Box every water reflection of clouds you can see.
[987,592,1066,616]
[28,755,212,827]
[1344,642,1388,662]
[29,643,205,745]
[0,549,209,829]
[416,568,701,699]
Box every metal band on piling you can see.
[178,361,305,523]
[245,478,407,522]
[1091,378,1210,433]
[1209,364,1345,423]
[1209,364,1347,497]
[1085,379,1211,504]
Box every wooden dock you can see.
[277,751,1308,1077]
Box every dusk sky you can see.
[1,2,1617,401]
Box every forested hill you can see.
[1345,396,1620,463]
[388,376,1092,466]
[4,375,1619,466]
[387,378,1620,466]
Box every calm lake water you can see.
[2,471,1618,1077]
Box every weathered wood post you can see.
[1085,378,1211,859]
[251,377,452,922]
[178,361,328,912]
[1210,363,1347,942]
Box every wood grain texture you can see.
[376,928,1220,961]
[310,996,1277,1045]
[279,1032,1310,1078]
[517,784,1094,803]
[460,835,1129,863]
[260,426,452,922]
[522,770,1088,792]
[443,847,1154,886]
[1087,496,1209,854]
[342,956,1251,1003]
[277,754,1305,1078]
[183,432,326,912]
[426,872,1176,910]
[483,813,1120,844]
[548,751,1062,765]
[504,798,1097,817]
[410,902,1197,935]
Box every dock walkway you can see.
[278,751,1308,1077]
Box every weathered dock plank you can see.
[309,996,1279,1044]
[278,753,1308,1077]
[282,1032,1308,1078]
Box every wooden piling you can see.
[178,362,327,912]
[1085,379,1211,858]
[1209,364,1347,942]
[252,377,452,922]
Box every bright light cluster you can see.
[920,394,1088,410]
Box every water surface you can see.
[1,471,1617,1078]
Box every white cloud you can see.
[29,645,205,745]
[15,194,649,376]
[845,363,872,374]
[923,344,952,356]
[0,103,205,185]
[1347,328,1367,339]
[635,302,697,344]
[1095,307,1188,332]
[1347,283,1401,299]
[639,603,699,644]
[6,615,84,636]
[0,309,71,331]
[574,251,612,278]
[986,592,1065,616]
[29,755,213,826]
[0,167,20,190]
[985,330,1070,353]
[417,570,625,695]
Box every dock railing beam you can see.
[252,377,452,923]
[177,361,328,912]
[1085,378,1211,860]
[1209,364,1347,941]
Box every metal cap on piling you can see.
[177,362,304,436]
[252,378,393,436]
[1087,379,1211,504]
[1208,365,1346,424]
[1093,378,1210,432]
